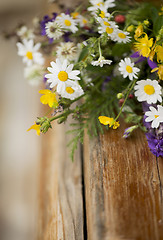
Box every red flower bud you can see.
[128,94,134,99]
[115,15,126,23]
[119,98,125,106]
[83,26,90,31]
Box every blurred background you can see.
[0,0,44,239]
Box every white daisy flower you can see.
[119,58,140,80]
[45,21,63,40]
[17,26,35,40]
[56,13,78,33]
[98,20,118,39]
[145,105,163,128]
[112,29,131,43]
[17,39,44,66]
[97,17,117,27]
[134,79,162,104]
[24,64,44,86]
[91,56,112,67]
[77,15,89,27]
[56,42,81,63]
[88,0,115,12]
[45,59,81,93]
[58,81,84,100]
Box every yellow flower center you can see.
[126,65,133,73]
[104,21,110,26]
[106,27,113,34]
[118,33,126,39]
[155,115,159,118]
[71,12,79,19]
[58,71,68,82]
[64,19,71,26]
[66,87,74,94]
[97,2,104,6]
[82,19,88,24]
[144,85,155,95]
[26,51,33,60]
[99,11,105,18]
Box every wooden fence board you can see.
[84,122,163,240]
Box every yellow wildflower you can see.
[98,116,120,129]
[98,116,114,126]
[39,89,58,108]
[134,34,153,58]
[143,19,149,26]
[151,65,163,80]
[27,122,40,136]
[127,25,134,32]
[113,121,120,129]
[155,45,163,63]
[134,25,143,39]
[149,49,155,61]
[158,65,163,80]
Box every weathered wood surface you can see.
[38,0,163,239]
[38,118,84,240]
[84,121,163,240]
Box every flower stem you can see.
[115,78,137,121]
[98,40,102,58]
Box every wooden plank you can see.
[38,117,84,240]
[84,121,163,240]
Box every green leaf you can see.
[153,15,163,36]
[112,43,131,57]
[78,47,88,62]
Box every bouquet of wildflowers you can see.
[12,0,163,160]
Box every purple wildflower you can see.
[40,13,57,42]
[142,102,163,157]
[102,76,112,91]
[145,126,163,157]
[130,51,157,69]
[123,125,138,138]
[63,32,72,42]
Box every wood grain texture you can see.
[84,121,163,240]
[38,118,84,240]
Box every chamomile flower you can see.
[45,59,80,93]
[56,13,78,33]
[56,42,81,63]
[91,56,112,67]
[24,64,44,86]
[17,39,44,66]
[17,26,34,39]
[112,30,131,43]
[98,20,118,39]
[88,0,115,12]
[58,81,84,100]
[134,79,162,104]
[97,10,111,19]
[97,18,118,32]
[119,58,140,80]
[45,20,63,40]
[77,15,89,28]
[145,105,163,128]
